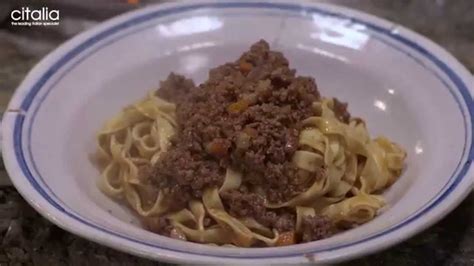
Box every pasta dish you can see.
[95,40,406,246]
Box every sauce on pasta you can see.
[95,40,406,247]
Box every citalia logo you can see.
[10,7,60,26]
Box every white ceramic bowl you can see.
[2,1,473,264]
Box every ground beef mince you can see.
[272,211,297,232]
[142,217,173,237]
[221,190,265,218]
[155,72,195,102]
[301,215,333,242]
[151,40,344,239]
[333,98,351,123]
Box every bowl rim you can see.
[2,0,474,264]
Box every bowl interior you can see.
[12,3,468,258]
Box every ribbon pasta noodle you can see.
[95,41,406,247]
[96,94,406,247]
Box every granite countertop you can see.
[0,0,473,265]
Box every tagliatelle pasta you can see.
[96,95,405,246]
[95,41,406,247]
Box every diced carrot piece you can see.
[227,99,249,113]
[276,231,296,246]
[239,61,253,74]
[206,139,229,156]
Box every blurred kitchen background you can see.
[0,0,473,265]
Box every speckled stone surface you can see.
[0,1,472,265]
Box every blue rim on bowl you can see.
[2,1,474,263]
